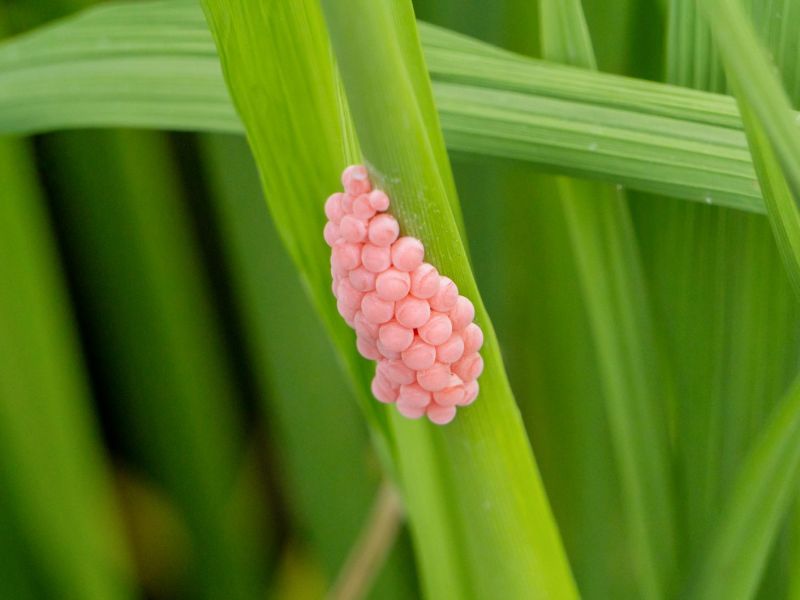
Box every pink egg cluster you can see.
[324,165,484,425]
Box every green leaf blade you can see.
[0,0,774,213]
[539,2,677,597]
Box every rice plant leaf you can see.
[0,0,779,213]
[687,374,800,599]
[320,1,577,597]
[696,0,800,294]
[540,2,676,597]
[199,0,577,597]
[192,8,450,594]
[0,136,134,600]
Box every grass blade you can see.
[321,1,577,597]
[198,0,393,447]
[200,0,577,596]
[0,0,777,212]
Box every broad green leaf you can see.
[320,1,577,598]
[540,2,676,598]
[198,0,391,441]
[0,0,780,213]
[199,0,577,597]
[0,136,134,600]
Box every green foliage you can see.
[540,3,676,597]
[4,0,800,598]
[0,0,774,212]
[200,0,576,596]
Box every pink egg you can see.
[336,278,364,310]
[453,353,484,382]
[375,268,411,302]
[436,333,465,364]
[361,292,395,324]
[332,241,362,272]
[462,323,484,354]
[336,298,357,322]
[376,339,401,360]
[368,189,390,212]
[349,266,377,292]
[326,165,482,422]
[368,214,400,247]
[449,296,475,331]
[398,383,432,408]
[330,255,348,279]
[371,373,398,404]
[460,380,479,405]
[378,321,415,353]
[391,237,424,272]
[417,363,452,392]
[325,192,344,223]
[430,276,458,312]
[396,399,427,419]
[433,375,466,407]
[378,359,416,386]
[323,221,340,247]
[418,312,453,346]
[352,194,377,220]
[401,337,437,371]
[410,263,440,299]
[357,335,381,360]
[341,193,354,213]
[353,311,379,340]
[339,215,368,243]
[342,164,371,196]
[427,403,457,425]
[361,243,392,273]
[394,296,431,329]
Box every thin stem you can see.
[327,482,404,600]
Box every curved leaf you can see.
[0,0,774,213]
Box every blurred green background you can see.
[3,0,800,598]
